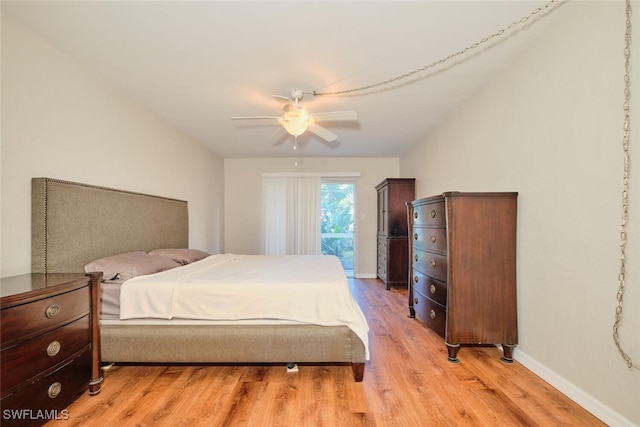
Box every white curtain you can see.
[262,176,321,255]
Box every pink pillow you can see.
[148,248,210,265]
[84,251,181,283]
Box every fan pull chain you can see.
[613,0,639,371]
[313,0,560,97]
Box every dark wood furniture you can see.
[0,272,102,425]
[407,192,518,363]
[376,178,415,290]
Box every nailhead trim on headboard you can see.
[43,177,48,274]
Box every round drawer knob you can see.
[414,297,419,304]
[48,382,62,399]
[414,233,418,240]
[414,211,418,219]
[430,284,436,294]
[47,340,61,357]
[430,235,436,243]
[430,310,436,319]
[414,254,418,262]
[45,303,60,319]
[430,259,437,268]
[414,276,419,283]
[430,210,436,218]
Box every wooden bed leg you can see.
[352,362,364,382]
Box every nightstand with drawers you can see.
[1,272,102,425]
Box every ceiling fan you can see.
[231,89,357,149]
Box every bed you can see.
[31,177,368,381]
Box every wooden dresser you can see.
[407,192,518,363]
[376,178,415,290]
[0,273,102,426]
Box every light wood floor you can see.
[46,278,604,426]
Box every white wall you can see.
[400,2,639,425]
[224,157,400,277]
[1,12,224,277]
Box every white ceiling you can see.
[2,1,560,158]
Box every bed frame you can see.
[31,177,366,381]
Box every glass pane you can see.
[321,183,354,276]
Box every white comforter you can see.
[119,254,369,357]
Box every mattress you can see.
[100,282,121,319]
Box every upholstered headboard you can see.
[32,178,189,274]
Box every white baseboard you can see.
[354,273,377,279]
[513,349,637,426]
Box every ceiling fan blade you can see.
[312,111,358,122]
[308,123,338,142]
[231,116,280,120]
[269,126,287,144]
[272,95,290,103]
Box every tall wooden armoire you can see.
[375,178,415,290]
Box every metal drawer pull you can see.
[430,259,437,268]
[414,233,418,240]
[45,303,60,319]
[414,276,419,283]
[430,210,436,218]
[414,254,419,262]
[430,310,436,319]
[48,382,62,399]
[414,211,419,219]
[430,284,436,294]
[430,235,436,243]
[47,340,61,357]
[414,298,419,304]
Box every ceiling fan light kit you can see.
[231,88,358,148]
[279,103,313,136]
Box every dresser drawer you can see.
[0,351,91,421]
[377,247,387,264]
[377,236,388,252]
[412,248,447,282]
[1,287,89,347]
[377,263,387,281]
[377,249,387,279]
[1,315,90,396]
[412,201,445,227]
[412,227,446,254]
[412,269,447,307]
[413,291,446,338]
